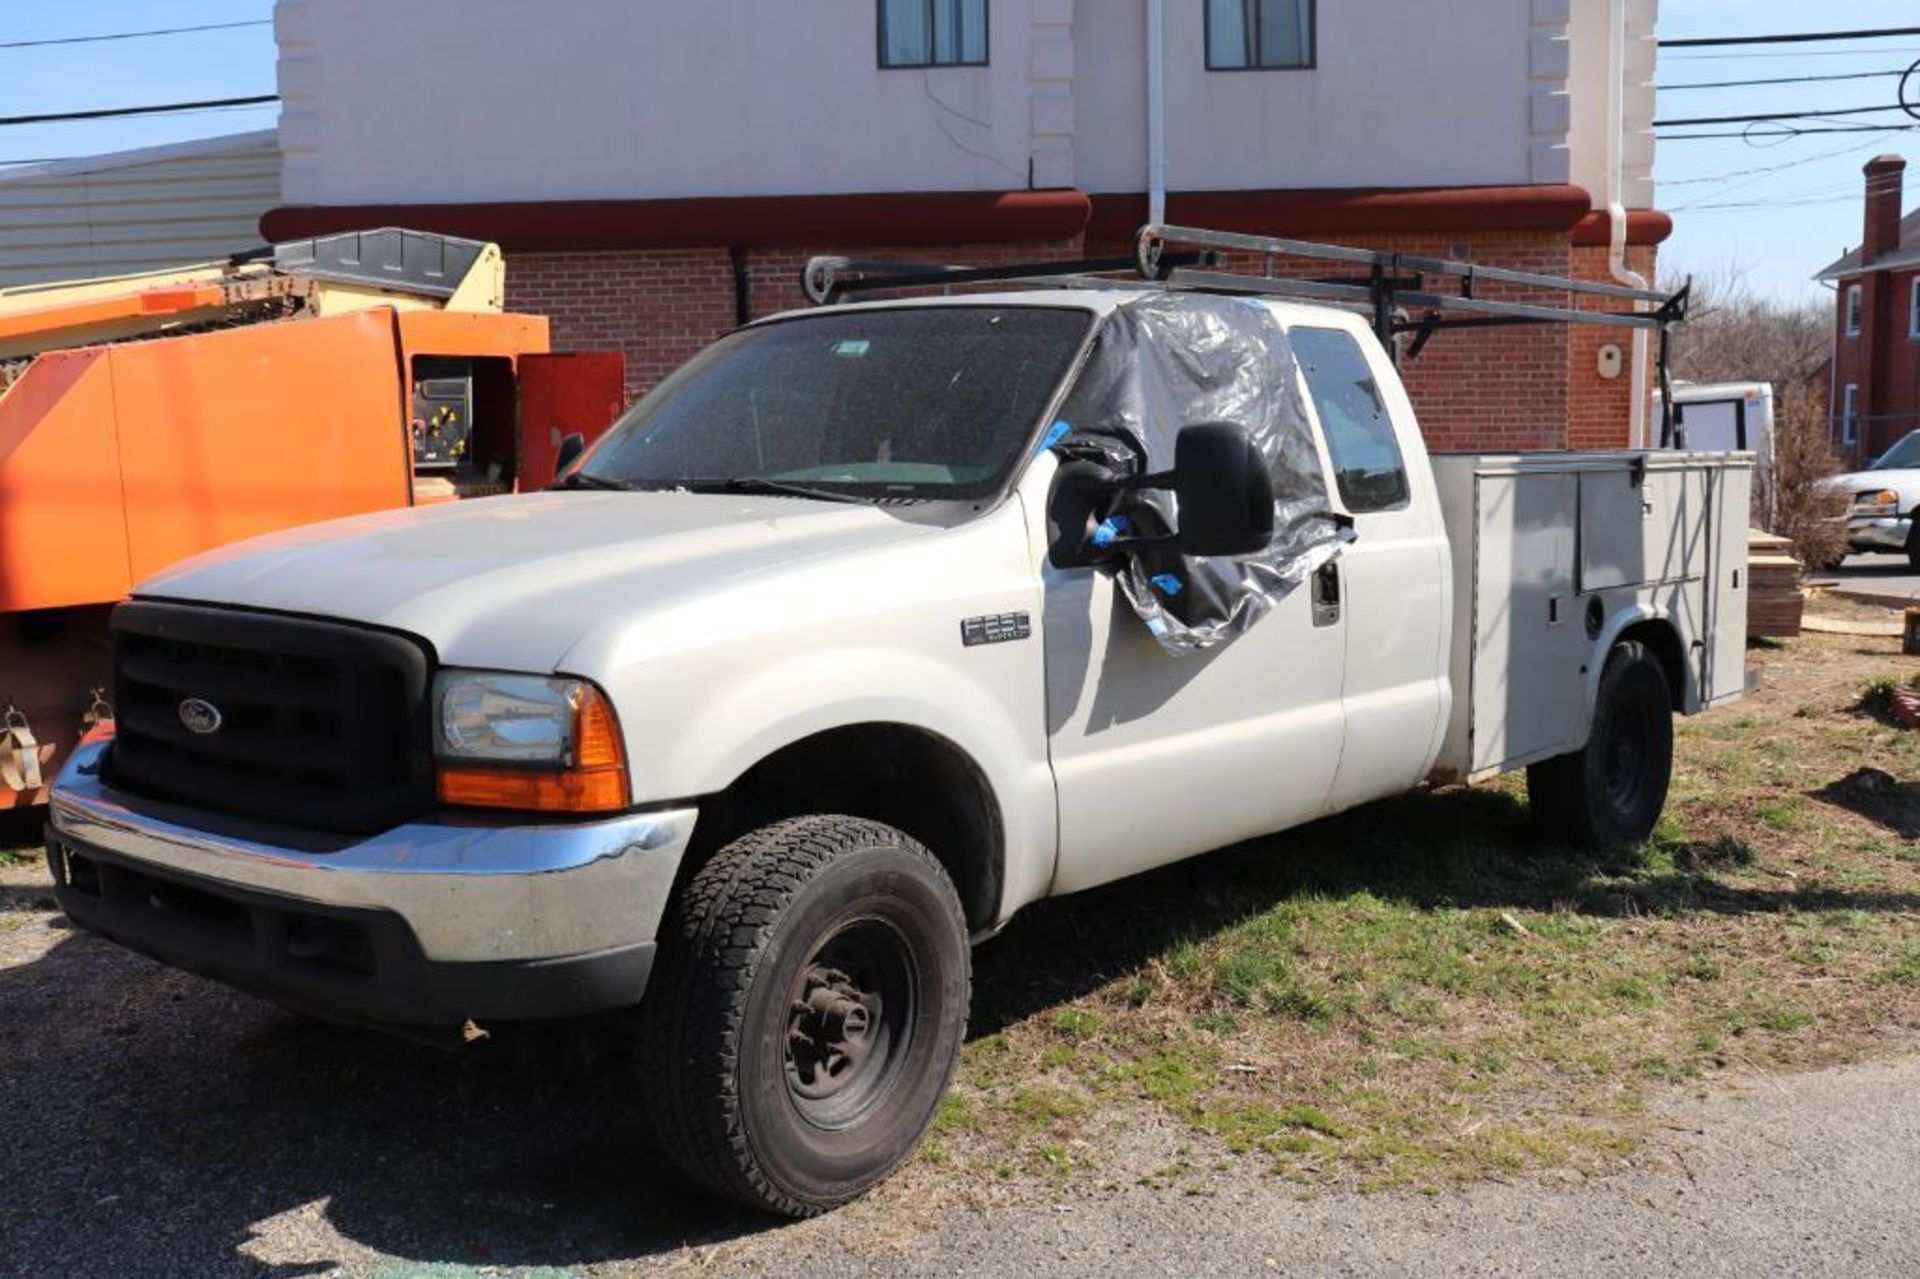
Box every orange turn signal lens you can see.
[437,684,630,814]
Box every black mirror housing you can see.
[554,431,588,477]
[1172,422,1274,557]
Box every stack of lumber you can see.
[1747,528,1803,638]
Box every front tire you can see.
[1527,640,1674,847]
[639,816,970,1217]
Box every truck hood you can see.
[1825,467,1920,495]
[138,490,946,670]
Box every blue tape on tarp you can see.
[1091,514,1132,547]
[1149,573,1184,597]
[1037,420,1072,454]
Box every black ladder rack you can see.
[802,223,1693,447]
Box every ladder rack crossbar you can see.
[1143,225,1670,308]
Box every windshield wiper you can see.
[679,477,867,504]
[550,471,635,491]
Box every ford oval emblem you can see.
[177,697,223,735]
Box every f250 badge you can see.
[177,697,223,735]
[960,612,1031,647]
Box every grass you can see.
[919,623,1920,1196]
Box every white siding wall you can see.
[274,0,1653,209]
[0,132,280,288]
[1078,0,1564,196]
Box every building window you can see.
[879,0,987,68]
[1909,276,1919,339]
[1207,0,1315,70]
[1842,383,1859,444]
[1845,283,1863,337]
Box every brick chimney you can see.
[1863,154,1907,265]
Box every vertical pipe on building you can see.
[1147,0,1167,227]
[1606,0,1651,448]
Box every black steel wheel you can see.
[1528,639,1674,847]
[639,816,970,1217]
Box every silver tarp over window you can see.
[1050,294,1348,655]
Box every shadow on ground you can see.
[1815,768,1920,840]
[2,781,1914,1274]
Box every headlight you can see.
[1853,489,1901,516]
[433,671,629,812]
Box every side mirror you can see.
[1172,423,1275,557]
[554,431,587,477]
[1045,422,1274,566]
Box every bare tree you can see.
[1667,261,1844,566]
[1668,261,1830,394]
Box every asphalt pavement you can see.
[1814,552,1920,609]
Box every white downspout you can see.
[1606,0,1652,448]
[1147,0,1167,226]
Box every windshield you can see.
[1872,431,1920,470]
[574,306,1093,500]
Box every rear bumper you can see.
[46,740,698,1029]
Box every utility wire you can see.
[1660,123,1920,140]
[1655,103,1910,128]
[1661,26,1920,49]
[1659,136,1888,185]
[1666,47,1920,61]
[1659,69,1904,92]
[0,20,269,50]
[0,95,278,127]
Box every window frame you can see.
[1842,383,1860,445]
[1205,0,1318,73]
[1845,283,1863,337]
[877,0,990,70]
[1289,323,1411,515]
[1909,276,1919,340]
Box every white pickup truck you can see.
[46,233,1748,1217]
[1827,429,1920,568]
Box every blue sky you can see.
[0,1,277,163]
[1657,0,1919,304]
[1,2,1912,307]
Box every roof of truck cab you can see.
[758,289,1371,331]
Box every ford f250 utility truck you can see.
[45,227,1748,1218]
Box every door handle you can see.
[1311,561,1342,628]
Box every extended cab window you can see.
[575,307,1090,501]
[1290,326,1410,513]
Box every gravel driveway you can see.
[4,845,1919,1277]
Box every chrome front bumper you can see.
[1847,515,1912,552]
[46,740,698,1026]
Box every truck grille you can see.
[108,601,436,834]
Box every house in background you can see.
[262,0,1668,451]
[0,131,280,290]
[1817,153,1919,464]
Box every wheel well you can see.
[677,724,1005,931]
[1615,619,1686,711]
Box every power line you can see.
[1658,136,1889,185]
[1661,26,1920,49]
[0,20,269,51]
[1654,103,1910,128]
[0,95,278,128]
[1665,46,1920,61]
[1660,122,1920,140]
[1659,68,1904,92]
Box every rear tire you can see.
[1527,640,1673,847]
[639,815,970,1217]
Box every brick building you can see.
[1817,154,1920,464]
[261,0,1669,452]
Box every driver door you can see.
[1025,456,1348,897]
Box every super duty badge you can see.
[960,612,1031,647]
